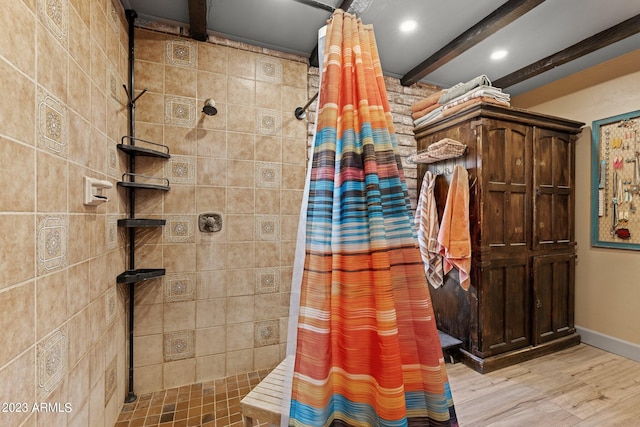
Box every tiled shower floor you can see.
[115,369,273,427]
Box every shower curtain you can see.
[284,9,458,427]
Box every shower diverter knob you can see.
[199,213,222,232]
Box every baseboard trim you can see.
[575,325,640,363]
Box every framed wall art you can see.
[591,109,640,250]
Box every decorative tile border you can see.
[165,215,195,243]
[255,215,280,241]
[164,96,197,127]
[255,268,280,294]
[107,67,121,102]
[104,356,117,405]
[107,141,119,178]
[105,286,117,325]
[165,155,195,184]
[254,320,279,347]
[37,215,67,274]
[257,56,282,83]
[37,326,67,400]
[107,0,121,35]
[106,215,118,250]
[256,108,281,136]
[37,0,69,48]
[255,163,281,188]
[163,273,196,303]
[37,86,68,157]
[164,330,195,362]
[166,39,197,69]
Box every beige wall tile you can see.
[195,326,225,356]
[254,345,280,371]
[37,150,69,213]
[134,363,163,395]
[0,59,35,145]
[165,66,197,98]
[164,243,197,272]
[255,135,282,163]
[0,136,35,212]
[36,270,68,340]
[197,43,227,75]
[196,299,226,328]
[133,334,163,367]
[69,7,91,74]
[67,352,90,419]
[134,28,166,63]
[226,187,254,214]
[0,282,35,367]
[225,349,253,376]
[228,49,255,80]
[135,60,164,93]
[226,296,255,325]
[196,129,227,158]
[133,303,164,336]
[196,354,225,383]
[0,215,35,288]
[226,268,255,296]
[197,70,227,105]
[197,157,227,186]
[37,23,68,103]
[164,125,197,156]
[163,358,195,389]
[0,349,36,426]
[196,271,227,300]
[67,307,91,368]
[163,301,196,332]
[195,242,227,272]
[0,0,36,77]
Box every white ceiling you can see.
[120,0,640,96]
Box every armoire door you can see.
[532,128,575,250]
[532,253,576,345]
[481,120,532,253]
[476,257,531,356]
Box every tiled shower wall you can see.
[0,0,129,426]
[129,28,310,394]
[129,24,438,395]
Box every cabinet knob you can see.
[536,187,541,196]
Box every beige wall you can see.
[0,0,129,425]
[512,51,640,347]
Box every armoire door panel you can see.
[478,259,530,356]
[483,121,531,250]
[533,128,575,249]
[533,254,575,345]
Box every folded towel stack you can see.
[411,75,511,128]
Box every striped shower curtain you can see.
[287,9,458,427]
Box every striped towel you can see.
[415,171,444,288]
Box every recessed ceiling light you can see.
[399,20,417,33]
[490,49,508,60]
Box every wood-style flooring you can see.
[447,343,640,426]
[117,343,640,426]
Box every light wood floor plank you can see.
[447,344,640,426]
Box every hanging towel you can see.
[415,171,444,288]
[438,165,471,290]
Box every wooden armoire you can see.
[414,102,584,373]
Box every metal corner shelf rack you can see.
[119,9,170,404]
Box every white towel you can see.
[415,171,444,288]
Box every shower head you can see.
[202,99,217,116]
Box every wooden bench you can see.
[240,360,287,427]
[241,334,458,426]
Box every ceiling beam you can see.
[493,13,640,89]
[400,0,546,87]
[188,0,208,41]
[309,0,357,67]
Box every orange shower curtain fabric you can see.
[288,10,458,427]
